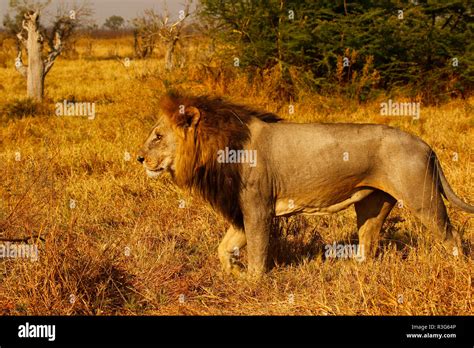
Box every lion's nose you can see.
[137,156,145,163]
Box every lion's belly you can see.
[275,188,374,217]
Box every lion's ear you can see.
[183,106,201,129]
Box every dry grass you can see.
[0,36,473,315]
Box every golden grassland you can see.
[0,36,473,315]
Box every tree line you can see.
[2,0,472,103]
[199,0,473,102]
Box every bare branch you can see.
[16,31,27,46]
[21,18,28,31]
[44,31,62,75]
[24,11,40,27]
[14,49,27,78]
[132,0,192,60]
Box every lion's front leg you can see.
[218,225,246,276]
[242,199,273,279]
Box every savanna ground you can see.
[0,35,473,315]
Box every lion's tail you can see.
[433,154,474,213]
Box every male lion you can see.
[138,93,473,278]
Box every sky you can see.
[0,0,195,27]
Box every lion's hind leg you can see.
[354,190,396,259]
[218,226,247,276]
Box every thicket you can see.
[199,0,473,103]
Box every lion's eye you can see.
[154,134,163,142]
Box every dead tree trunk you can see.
[25,13,44,101]
[165,37,178,71]
[15,11,63,102]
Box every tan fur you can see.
[138,93,473,278]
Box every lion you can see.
[137,92,473,278]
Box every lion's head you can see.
[138,92,282,227]
[137,118,177,179]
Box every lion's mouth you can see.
[143,158,173,179]
[146,168,164,178]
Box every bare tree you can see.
[11,1,92,101]
[132,1,191,70]
[132,9,161,59]
[160,1,190,71]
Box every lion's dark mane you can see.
[160,92,282,229]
